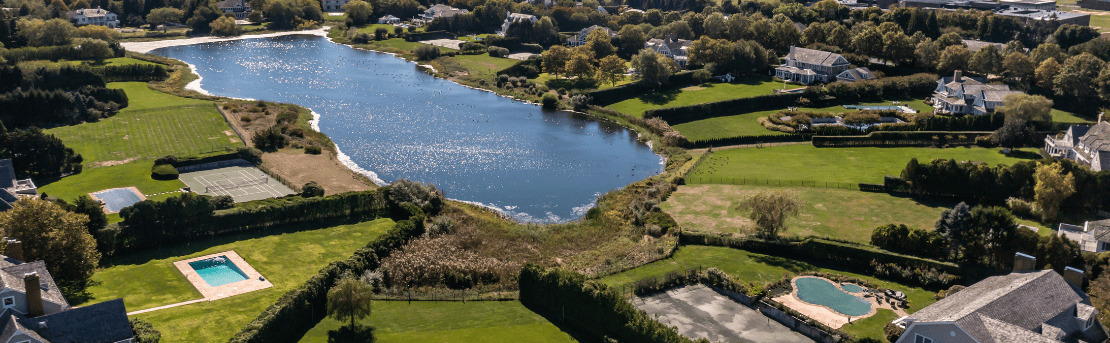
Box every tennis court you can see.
[180,166,295,203]
[90,187,147,213]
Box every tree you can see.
[542,45,571,79]
[993,118,1035,149]
[966,206,1018,267]
[1002,52,1035,85]
[583,28,615,60]
[15,18,75,46]
[914,39,940,70]
[342,0,371,25]
[0,199,100,297]
[882,30,915,66]
[702,12,725,39]
[565,48,595,80]
[76,25,120,44]
[71,195,108,236]
[935,32,963,50]
[997,94,1053,123]
[209,15,240,36]
[1054,53,1105,100]
[1030,43,1065,64]
[630,48,675,89]
[595,55,625,86]
[530,17,558,47]
[618,24,647,57]
[935,202,971,262]
[264,0,303,29]
[326,274,374,329]
[247,11,263,23]
[1052,24,1100,50]
[1035,58,1061,90]
[969,44,1002,76]
[187,3,221,33]
[146,7,183,32]
[302,181,324,197]
[735,189,802,238]
[1034,162,1076,222]
[936,45,971,74]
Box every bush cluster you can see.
[150,164,179,180]
[870,224,946,260]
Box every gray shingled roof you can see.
[1071,125,1093,146]
[1080,121,1110,153]
[578,25,615,39]
[17,299,133,343]
[981,90,1023,102]
[838,67,874,81]
[66,8,113,18]
[906,270,1105,343]
[646,34,692,51]
[786,47,847,67]
[0,159,14,190]
[0,314,48,343]
[963,39,1006,52]
[0,258,70,311]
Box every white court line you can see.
[236,170,279,198]
[195,175,234,197]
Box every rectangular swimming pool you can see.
[92,188,144,213]
[188,256,249,287]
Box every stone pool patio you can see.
[173,250,273,301]
[773,276,907,329]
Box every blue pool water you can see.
[841,283,864,293]
[795,277,872,316]
[189,256,249,287]
[92,188,143,212]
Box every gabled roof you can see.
[980,89,1023,102]
[577,25,615,38]
[646,33,692,51]
[0,260,69,311]
[1079,121,1110,153]
[66,7,113,18]
[16,299,133,343]
[0,314,48,343]
[963,39,1006,52]
[786,46,847,67]
[0,159,14,190]
[838,67,875,81]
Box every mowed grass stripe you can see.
[47,82,241,163]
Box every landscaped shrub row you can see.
[495,57,542,78]
[93,64,170,82]
[1,39,124,63]
[687,134,809,149]
[150,164,179,180]
[585,71,696,106]
[228,209,426,343]
[518,264,698,343]
[812,131,993,147]
[679,231,961,288]
[13,65,106,90]
[645,92,804,125]
[0,86,126,129]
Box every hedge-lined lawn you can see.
[98,57,161,66]
[46,82,241,163]
[449,54,521,80]
[37,160,185,202]
[298,301,578,343]
[842,309,899,341]
[355,24,425,34]
[1053,109,1095,124]
[672,98,932,142]
[597,245,938,315]
[687,145,1038,184]
[106,219,395,343]
[662,184,952,243]
[606,77,796,117]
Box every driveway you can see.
[635,285,816,343]
[420,39,465,50]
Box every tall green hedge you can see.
[93,64,170,82]
[518,264,698,343]
[811,131,993,147]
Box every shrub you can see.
[301,181,325,198]
[1006,197,1036,218]
[154,155,178,165]
[304,146,322,154]
[425,216,455,237]
[569,94,591,110]
[541,93,558,109]
[414,45,441,61]
[130,318,162,343]
[240,115,252,122]
[211,195,234,209]
[374,27,388,40]
[151,164,179,180]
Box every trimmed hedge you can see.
[519,264,695,343]
[645,92,804,125]
[150,164,179,180]
[586,71,696,106]
[687,134,809,149]
[93,64,170,82]
[401,30,453,42]
[812,131,993,147]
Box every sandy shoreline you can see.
[119,27,330,54]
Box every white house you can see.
[1058,219,1110,252]
[216,0,251,19]
[498,12,537,36]
[322,0,350,12]
[65,7,119,28]
[644,33,693,68]
[566,25,615,46]
[378,15,400,24]
[419,4,468,22]
[0,159,35,212]
[932,70,1023,115]
[773,46,851,84]
[1046,119,1110,171]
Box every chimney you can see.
[1014,252,1036,272]
[24,273,42,318]
[954,70,963,82]
[1064,266,1085,287]
[1099,112,1103,123]
[5,240,22,263]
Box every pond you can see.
[151,35,663,222]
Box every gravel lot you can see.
[635,285,816,343]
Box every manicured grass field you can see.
[450,54,521,80]
[605,77,798,117]
[672,99,933,142]
[46,82,242,163]
[687,145,1039,184]
[93,219,395,343]
[662,184,953,242]
[298,301,578,343]
[1090,13,1110,32]
[841,309,899,342]
[1052,109,1095,124]
[597,245,939,315]
[37,160,185,202]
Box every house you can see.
[0,159,36,212]
[998,9,1089,25]
[1045,119,1110,171]
[566,25,615,46]
[322,0,349,12]
[1001,0,1057,10]
[378,15,400,24]
[892,253,1107,343]
[419,4,468,22]
[644,33,693,68]
[597,5,608,13]
[65,7,119,28]
[498,12,537,37]
[1057,219,1110,252]
[932,70,1023,115]
[216,0,251,19]
[0,241,134,342]
[773,46,851,84]
[836,67,877,82]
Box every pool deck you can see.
[88,186,147,214]
[173,250,273,301]
[773,276,907,329]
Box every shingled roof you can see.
[785,46,848,67]
[0,159,14,190]
[16,299,133,343]
[0,260,70,310]
[1080,121,1110,153]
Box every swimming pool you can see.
[795,277,871,316]
[189,256,249,287]
[841,283,864,293]
[91,188,144,213]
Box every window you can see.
[914,334,933,343]
[3,296,14,309]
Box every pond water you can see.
[151,35,663,222]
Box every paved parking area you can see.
[420,39,466,50]
[635,285,816,343]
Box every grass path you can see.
[687,145,1039,184]
[86,219,395,343]
[46,82,241,163]
[299,301,579,343]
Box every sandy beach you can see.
[119,27,330,53]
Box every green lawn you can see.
[842,309,899,342]
[299,301,579,343]
[1090,13,1110,32]
[99,219,396,343]
[450,54,521,80]
[606,77,798,117]
[46,82,241,163]
[673,99,933,142]
[1052,109,1095,125]
[97,57,161,66]
[37,160,185,202]
[597,245,939,314]
[687,145,1039,184]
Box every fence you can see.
[624,267,701,298]
[685,177,858,190]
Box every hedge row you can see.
[586,71,696,105]
[519,264,696,343]
[687,134,809,149]
[93,64,170,82]
[228,208,426,343]
[812,131,993,147]
[1,40,124,63]
[401,30,453,42]
[645,92,803,125]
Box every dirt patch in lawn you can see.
[663,184,755,235]
[89,157,140,169]
[261,149,376,195]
